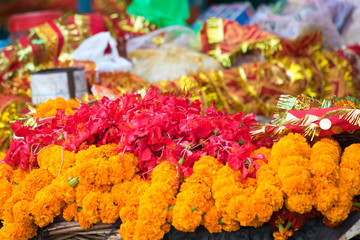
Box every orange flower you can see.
[119,220,137,240]
[111,176,140,212]
[278,163,311,196]
[34,97,80,118]
[30,184,66,227]
[173,156,223,232]
[0,179,14,218]
[212,164,243,220]
[285,194,313,214]
[338,167,360,197]
[203,200,222,233]
[2,191,29,223]
[120,180,150,222]
[9,168,30,185]
[37,145,76,177]
[0,163,13,181]
[63,202,79,222]
[341,144,360,172]
[78,191,102,229]
[12,200,33,225]
[311,178,339,213]
[99,192,120,224]
[0,221,37,240]
[270,133,311,170]
[322,189,353,226]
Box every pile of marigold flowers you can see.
[1,90,360,240]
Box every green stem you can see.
[353,202,360,208]
[278,221,284,234]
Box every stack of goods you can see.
[1,89,360,240]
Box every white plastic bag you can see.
[126,26,222,83]
[250,0,343,49]
[72,32,132,72]
[126,25,201,55]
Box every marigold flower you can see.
[111,176,140,212]
[311,178,339,213]
[273,227,294,240]
[79,191,102,228]
[285,194,313,214]
[51,167,77,203]
[2,168,53,224]
[341,144,360,172]
[63,202,79,222]
[151,161,182,193]
[107,153,139,184]
[120,180,150,222]
[12,200,33,226]
[0,222,37,240]
[30,184,66,227]
[2,191,29,223]
[308,155,339,179]
[278,164,311,196]
[270,133,311,170]
[203,200,223,233]
[119,220,137,240]
[225,187,254,221]
[0,163,13,181]
[172,183,209,232]
[76,144,135,189]
[17,168,54,198]
[134,161,180,240]
[322,189,353,226]
[219,215,240,232]
[256,184,284,212]
[173,156,223,232]
[310,138,341,164]
[9,168,30,185]
[338,167,360,197]
[76,144,119,163]
[34,97,80,118]
[135,182,175,240]
[99,192,120,224]
[0,179,14,218]
[37,145,76,177]
[256,165,282,187]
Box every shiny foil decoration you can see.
[0,12,158,97]
[108,13,158,57]
[92,0,131,16]
[0,96,29,152]
[0,14,108,85]
[200,18,280,67]
[252,95,360,141]
[98,71,148,96]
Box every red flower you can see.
[4,88,259,180]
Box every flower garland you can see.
[2,93,360,240]
[3,88,257,179]
[1,131,360,239]
[34,97,80,118]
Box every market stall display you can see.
[1,0,360,239]
[1,91,360,240]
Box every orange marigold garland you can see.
[34,97,80,118]
[119,179,150,239]
[172,156,223,232]
[135,162,180,239]
[212,164,242,230]
[310,138,341,215]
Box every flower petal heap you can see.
[3,88,257,178]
